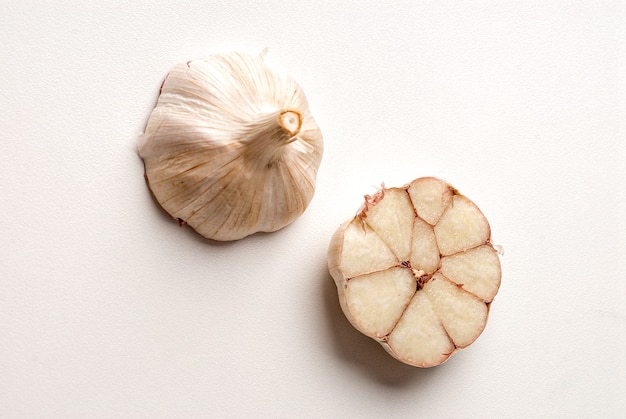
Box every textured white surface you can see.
[1,1,625,417]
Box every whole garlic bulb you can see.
[139,51,323,241]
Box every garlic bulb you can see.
[328,177,501,367]
[139,51,323,241]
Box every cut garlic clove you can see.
[328,218,398,279]
[407,177,454,225]
[344,268,416,339]
[410,217,440,275]
[434,195,491,256]
[422,273,488,348]
[328,177,501,367]
[385,291,454,367]
[139,51,323,241]
[439,245,502,302]
[362,187,415,262]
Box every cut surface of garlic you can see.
[139,51,323,241]
[328,177,501,367]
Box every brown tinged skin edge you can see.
[327,176,502,368]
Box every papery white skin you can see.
[328,177,501,367]
[139,51,323,241]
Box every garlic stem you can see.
[243,109,303,165]
[279,110,302,137]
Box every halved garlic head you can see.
[139,51,323,241]
[328,177,501,367]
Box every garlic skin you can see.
[328,177,501,367]
[139,51,323,241]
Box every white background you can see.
[1,1,625,417]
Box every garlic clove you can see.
[139,51,323,241]
[344,268,416,339]
[434,195,491,256]
[422,273,488,348]
[328,177,502,367]
[439,245,502,302]
[385,290,454,367]
[360,187,414,262]
[409,217,440,275]
[328,218,398,279]
[407,177,454,225]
